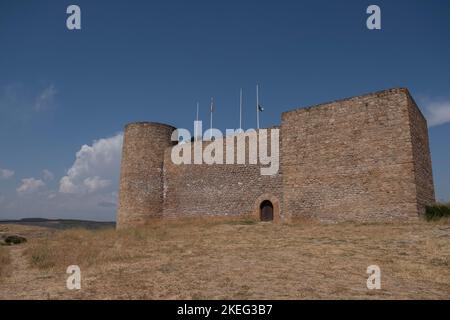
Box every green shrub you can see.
[425,203,450,221]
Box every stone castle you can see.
[116,88,435,229]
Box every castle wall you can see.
[116,88,435,228]
[162,132,283,220]
[281,88,433,222]
[406,95,436,215]
[117,122,175,228]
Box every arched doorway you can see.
[260,200,274,221]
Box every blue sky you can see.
[0,0,449,221]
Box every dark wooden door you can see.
[260,200,274,221]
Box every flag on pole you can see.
[256,84,264,129]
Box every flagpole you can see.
[240,88,243,130]
[196,102,199,122]
[256,84,259,130]
[196,102,199,141]
[210,97,213,140]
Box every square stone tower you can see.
[281,88,435,222]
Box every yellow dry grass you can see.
[0,217,449,299]
[0,245,11,279]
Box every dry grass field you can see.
[0,217,449,300]
[0,246,11,279]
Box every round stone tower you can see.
[117,122,176,229]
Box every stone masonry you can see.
[117,88,435,228]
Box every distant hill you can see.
[0,218,115,230]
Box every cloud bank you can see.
[0,133,123,221]
[59,133,123,194]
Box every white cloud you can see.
[59,133,123,194]
[42,169,54,181]
[423,100,450,127]
[34,84,57,112]
[83,176,112,192]
[0,168,14,179]
[1,133,122,221]
[17,178,46,195]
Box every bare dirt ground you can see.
[0,218,449,300]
